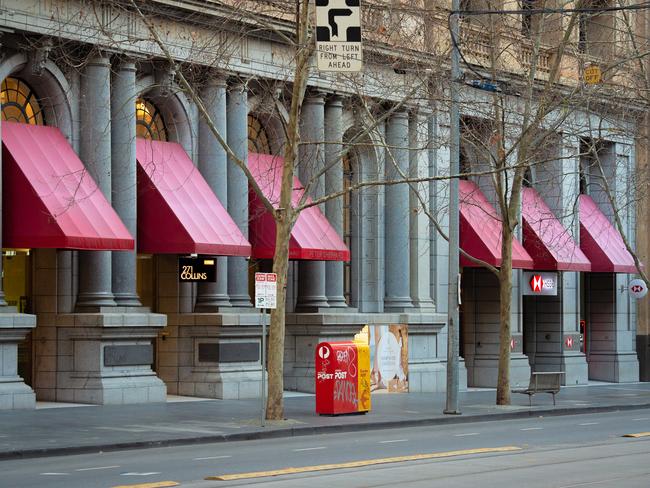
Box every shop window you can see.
[248,115,272,154]
[136,98,168,141]
[1,77,45,125]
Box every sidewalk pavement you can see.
[0,382,649,460]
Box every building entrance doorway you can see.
[2,249,33,386]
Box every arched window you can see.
[1,77,45,125]
[248,115,271,154]
[136,98,167,141]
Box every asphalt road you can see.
[1,408,649,488]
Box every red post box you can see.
[315,341,371,415]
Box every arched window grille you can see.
[136,98,168,141]
[248,115,271,154]
[1,77,45,125]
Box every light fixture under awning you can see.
[248,152,349,261]
[136,139,251,256]
[579,194,638,273]
[459,179,533,269]
[522,187,591,272]
[2,121,134,250]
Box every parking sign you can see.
[255,273,277,309]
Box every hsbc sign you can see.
[522,271,558,296]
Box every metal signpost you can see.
[315,0,362,72]
[255,272,277,427]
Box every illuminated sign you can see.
[178,257,217,282]
[522,271,558,296]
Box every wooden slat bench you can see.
[512,371,565,406]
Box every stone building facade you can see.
[0,0,644,410]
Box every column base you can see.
[384,296,414,312]
[588,352,640,382]
[51,312,167,405]
[75,294,117,311]
[158,312,268,399]
[295,296,330,312]
[228,294,252,308]
[0,312,37,410]
[113,293,143,308]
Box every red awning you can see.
[2,122,134,250]
[136,139,251,256]
[522,187,591,272]
[459,180,533,269]
[579,194,637,273]
[248,153,349,261]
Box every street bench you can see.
[512,371,565,406]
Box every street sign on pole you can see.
[255,273,277,309]
[254,272,277,427]
[315,0,363,72]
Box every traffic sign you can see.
[315,0,362,72]
[629,278,648,299]
[584,64,602,85]
[254,272,278,309]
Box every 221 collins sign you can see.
[178,257,217,282]
[522,271,558,296]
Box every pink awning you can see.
[459,180,533,269]
[522,187,591,272]
[136,139,251,256]
[579,194,637,273]
[2,122,134,250]
[248,153,349,261]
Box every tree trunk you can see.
[265,212,293,420]
[496,224,513,405]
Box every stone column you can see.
[409,110,435,310]
[196,76,231,311]
[77,54,116,309]
[324,95,347,308]
[296,92,329,311]
[111,59,141,307]
[226,82,251,307]
[384,110,413,311]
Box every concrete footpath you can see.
[0,383,649,460]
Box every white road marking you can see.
[520,427,543,431]
[578,422,599,426]
[193,455,232,461]
[75,465,120,472]
[40,472,69,476]
[379,439,409,444]
[293,446,327,452]
[455,433,480,437]
[632,418,649,421]
[121,472,162,476]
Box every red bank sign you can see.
[522,271,558,296]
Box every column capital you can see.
[326,93,344,108]
[304,89,327,104]
[113,56,138,73]
[86,52,112,68]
